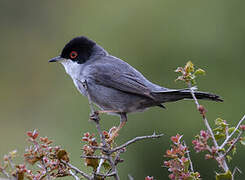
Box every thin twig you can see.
[94,171,116,178]
[93,119,108,149]
[128,174,134,180]
[107,155,120,180]
[188,83,229,172]
[104,168,113,177]
[61,160,91,180]
[69,169,80,180]
[96,159,105,174]
[80,155,109,160]
[222,131,243,158]
[220,115,245,149]
[110,133,164,154]
[0,169,10,178]
[114,149,124,166]
[188,84,219,148]
[41,158,51,180]
[232,167,242,178]
[8,157,15,170]
[89,146,103,150]
[183,140,194,172]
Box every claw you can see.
[89,111,100,121]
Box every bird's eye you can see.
[70,51,78,59]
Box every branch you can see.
[232,167,242,177]
[107,155,120,180]
[0,169,10,179]
[188,84,219,148]
[61,161,91,180]
[220,115,245,149]
[69,169,80,180]
[110,133,164,154]
[188,83,229,172]
[96,159,105,174]
[128,174,134,180]
[222,130,243,158]
[80,155,109,160]
[183,140,194,172]
[41,157,51,180]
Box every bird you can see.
[49,36,222,141]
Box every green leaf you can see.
[215,118,224,126]
[191,78,196,85]
[184,160,190,173]
[215,118,228,128]
[218,148,225,152]
[216,170,232,180]
[228,127,240,134]
[214,132,225,141]
[102,161,111,170]
[185,61,194,73]
[240,137,245,145]
[190,172,201,180]
[232,146,237,156]
[213,127,225,133]
[226,155,232,162]
[194,68,206,76]
[228,127,235,134]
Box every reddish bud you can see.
[205,154,213,159]
[82,137,88,142]
[27,131,33,137]
[43,157,49,163]
[3,155,8,161]
[171,134,182,144]
[84,132,90,137]
[27,130,39,139]
[145,176,154,180]
[200,130,209,139]
[169,173,175,180]
[164,160,170,167]
[211,146,217,154]
[198,105,206,117]
[240,124,245,131]
[54,146,60,151]
[180,157,188,163]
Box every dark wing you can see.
[85,59,157,99]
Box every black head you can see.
[60,36,96,64]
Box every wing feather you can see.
[85,61,155,99]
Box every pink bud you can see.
[240,125,245,131]
[145,176,154,180]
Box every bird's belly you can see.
[85,81,151,113]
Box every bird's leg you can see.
[107,113,127,143]
[96,110,120,114]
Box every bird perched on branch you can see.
[49,36,222,141]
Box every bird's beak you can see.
[49,56,64,63]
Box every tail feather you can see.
[152,89,223,103]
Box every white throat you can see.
[61,60,82,79]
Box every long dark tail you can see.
[152,89,223,103]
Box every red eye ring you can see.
[70,51,78,59]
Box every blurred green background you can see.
[0,0,245,179]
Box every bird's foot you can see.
[89,111,100,122]
[106,121,126,144]
[106,128,119,144]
